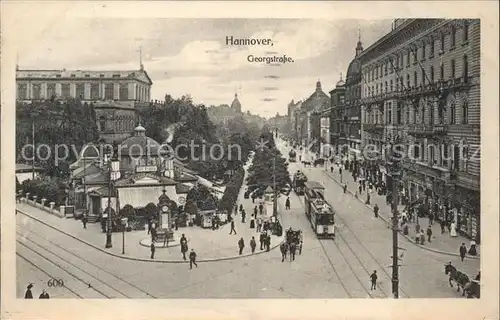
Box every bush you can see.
[120,204,136,219]
[144,202,157,219]
[218,167,245,213]
[21,177,66,206]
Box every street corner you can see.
[139,234,182,248]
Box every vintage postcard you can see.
[1,1,499,320]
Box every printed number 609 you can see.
[47,279,64,287]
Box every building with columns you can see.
[359,19,480,241]
[16,66,154,143]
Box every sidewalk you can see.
[321,164,480,259]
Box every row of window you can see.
[98,117,135,132]
[365,99,469,126]
[364,54,469,97]
[17,83,150,101]
[364,21,469,82]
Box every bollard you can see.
[41,198,47,208]
[32,196,38,207]
[49,202,55,211]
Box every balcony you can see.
[433,124,448,134]
[406,124,434,136]
[363,123,385,133]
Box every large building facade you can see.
[359,19,480,241]
[327,76,346,157]
[16,66,154,143]
[343,38,365,163]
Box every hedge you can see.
[218,167,245,213]
[20,177,66,206]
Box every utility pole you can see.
[272,156,277,216]
[105,152,113,249]
[389,137,402,299]
[31,119,35,180]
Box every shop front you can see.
[451,186,480,243]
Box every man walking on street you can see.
[250,236,256,254]
[426,225,433,243]
[459,243,467,261]
[260,232,265,250]
[259,203,264,215]
[189,249,198,269]
[285,197,290,210]
[229,219,237,235]
[254,206,258,217]
[82,214,88,229]
[440,219,446,234]
[238,237,245,255]
[150,243,155,259]
[241,209,246,223]
[343,183,348,194]
[373,204,379,218]
[370,270,378,290]
[266,233,271,252]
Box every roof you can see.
[304,181,325,190]
[114,172,177,187]
[264,186,274,193]
[175,183,192,194]
[16,69,153,85]
[230,93,241,110]
[119,126,163,156]
[16,163,44,172]
[174,171,198,182]
[346,59,362,84]
[89,186,118,197]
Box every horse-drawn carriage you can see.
[444,262,480,298]
[285,228,302,245]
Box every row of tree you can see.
[246,126,290,191]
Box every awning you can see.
[117,185,179,209]
[196,176,213,188]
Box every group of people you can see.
[280,228,303,262]
[24,283,50,299]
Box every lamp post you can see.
[105,146,119,249]
[121,217,127,254]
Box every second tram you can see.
[304,181,335,238]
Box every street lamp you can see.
[105,145,120,249]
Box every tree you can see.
[120,204,136,219]
[16,99,99,179]
[144,202,158,219]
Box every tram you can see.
[304,181,335,238]
[288,149,297,162]
[292,171,308,195]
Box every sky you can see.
[18,18,392,118]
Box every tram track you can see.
[16,217,158,299]
[297,195,375,298]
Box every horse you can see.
[302,161,311,167]
[444,263,480,298]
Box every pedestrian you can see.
[426,225,433,243]
[241,209,246,223]
[147,218,152,235]
[450,221,458,237]
[339,167,342,176]
[370,271,377,290]
[251,194,256,203]
[39,289,50,299]
[250,236,256,254]
[280,242,289,262]
[181,242,188,260]
[289,242,296,261]
[234,205,238,215]
[259,232,265,250]
[239,204,243,213]
[468,240,477,256]
[150,243,155,259]
[415,223,421,234]
[266,233,271,252]
[343,183,347,194]
[189,249,198,269]
[254,206,258,216]
[256,217,262,232]
[440,219,446,234]
[229,219,237,235]
[365,193,371,205]
[373,204,379,218]
[82,214,88,229]
[419,230,425,245]
[151,226,157,243]
[238,237,245,255]
[24,284,33,299]
[259,204,264,215]
[330,166,333,173]
[429,212,434,225]
[285,197,290,210]
[459,243,467,261]
[358,184,362,194]
[250,214,255,229]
